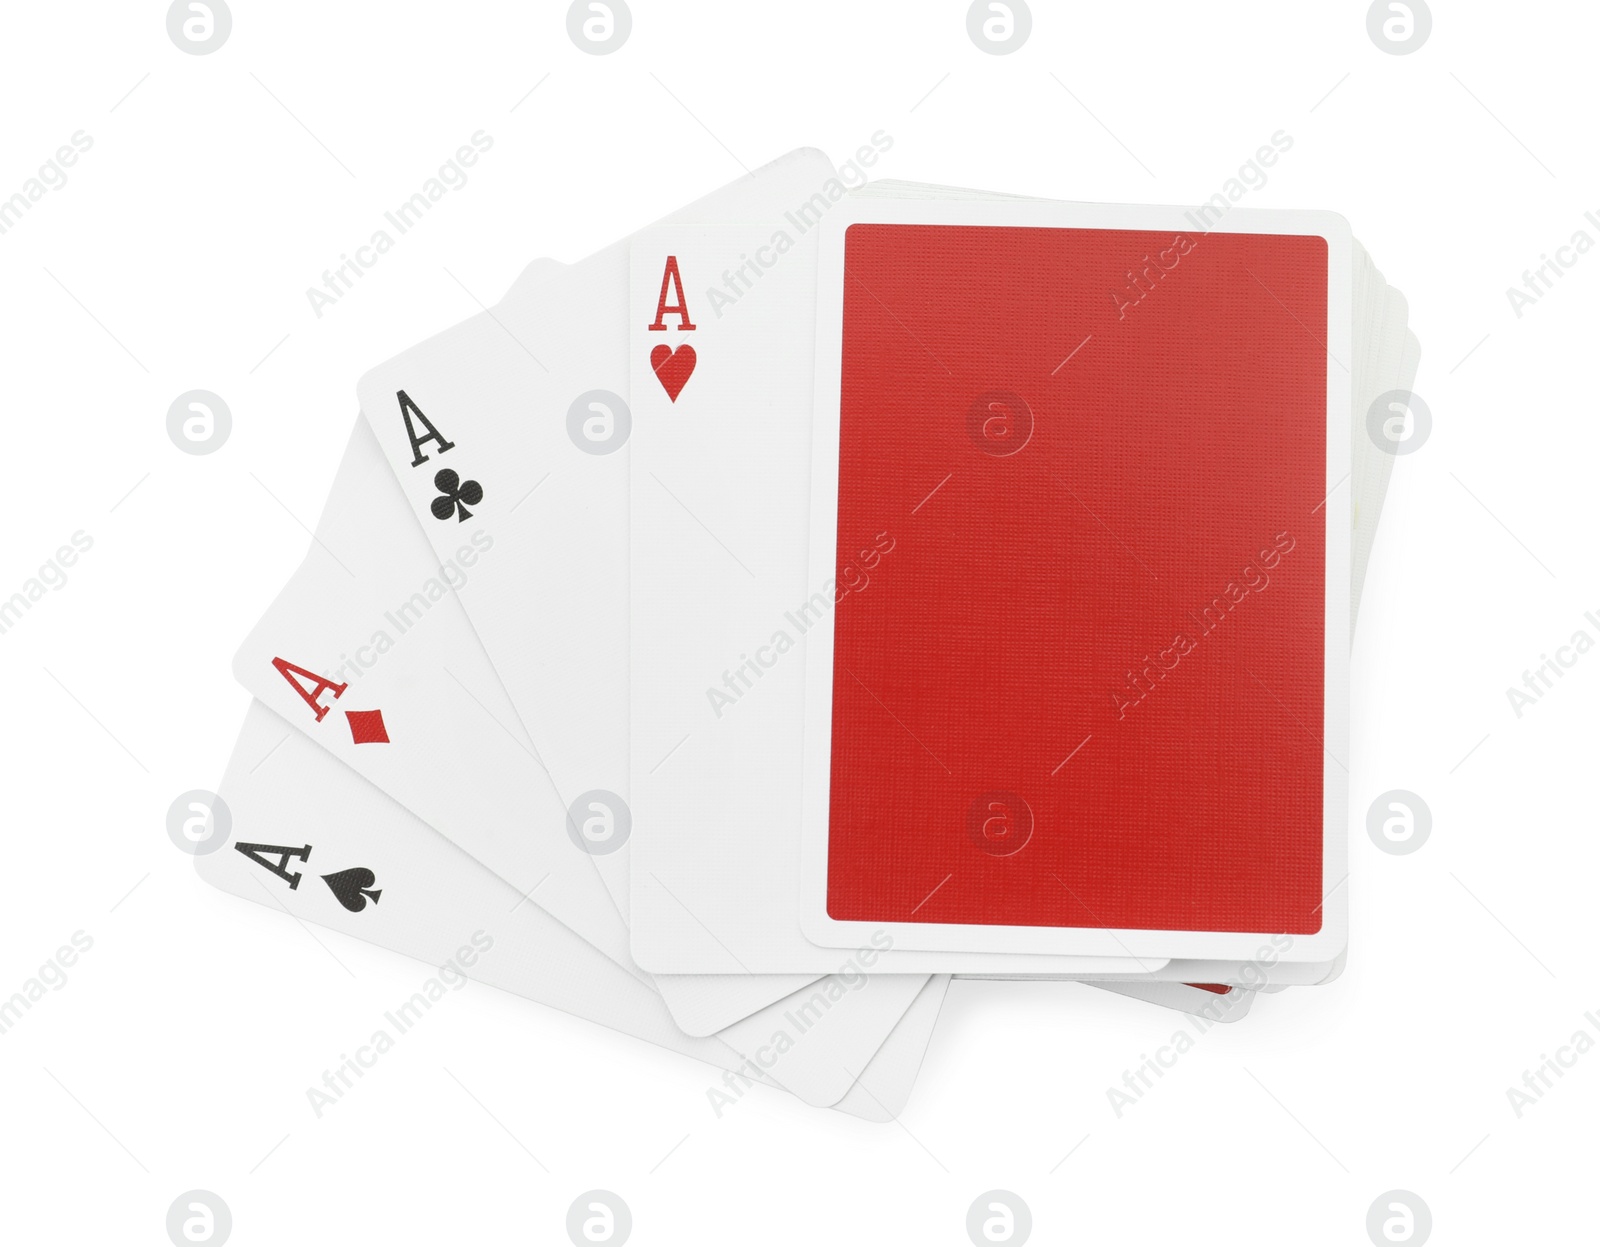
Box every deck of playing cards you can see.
[199,148,1419,1118]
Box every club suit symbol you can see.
[322,867,383,912]
[966,790,1033,856]
[430,468,483,522]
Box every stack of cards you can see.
[199,149,1419,1118]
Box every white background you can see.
[0,1,1591,1243]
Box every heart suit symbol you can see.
[650,343,696,402]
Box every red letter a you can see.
[647,255,697,331]
[272,657,348,723]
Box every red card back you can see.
[825,223,1329,934]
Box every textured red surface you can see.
[825,223,1328,934]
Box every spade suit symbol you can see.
[322,867,382,913]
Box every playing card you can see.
[352,148,945,1035]
[993,244,1412,987]
[334,156,1401,992]
[1352,282,1417,621]
[630,185,1420,986]
[627,217,1172,977]
[233,414,936,1103]
[799,197,1352,961]
[196,701,946,1118]
[192,136,1423,1137]
[235,411,634,970]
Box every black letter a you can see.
[235,842,312,890]
[398,390,455,467]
